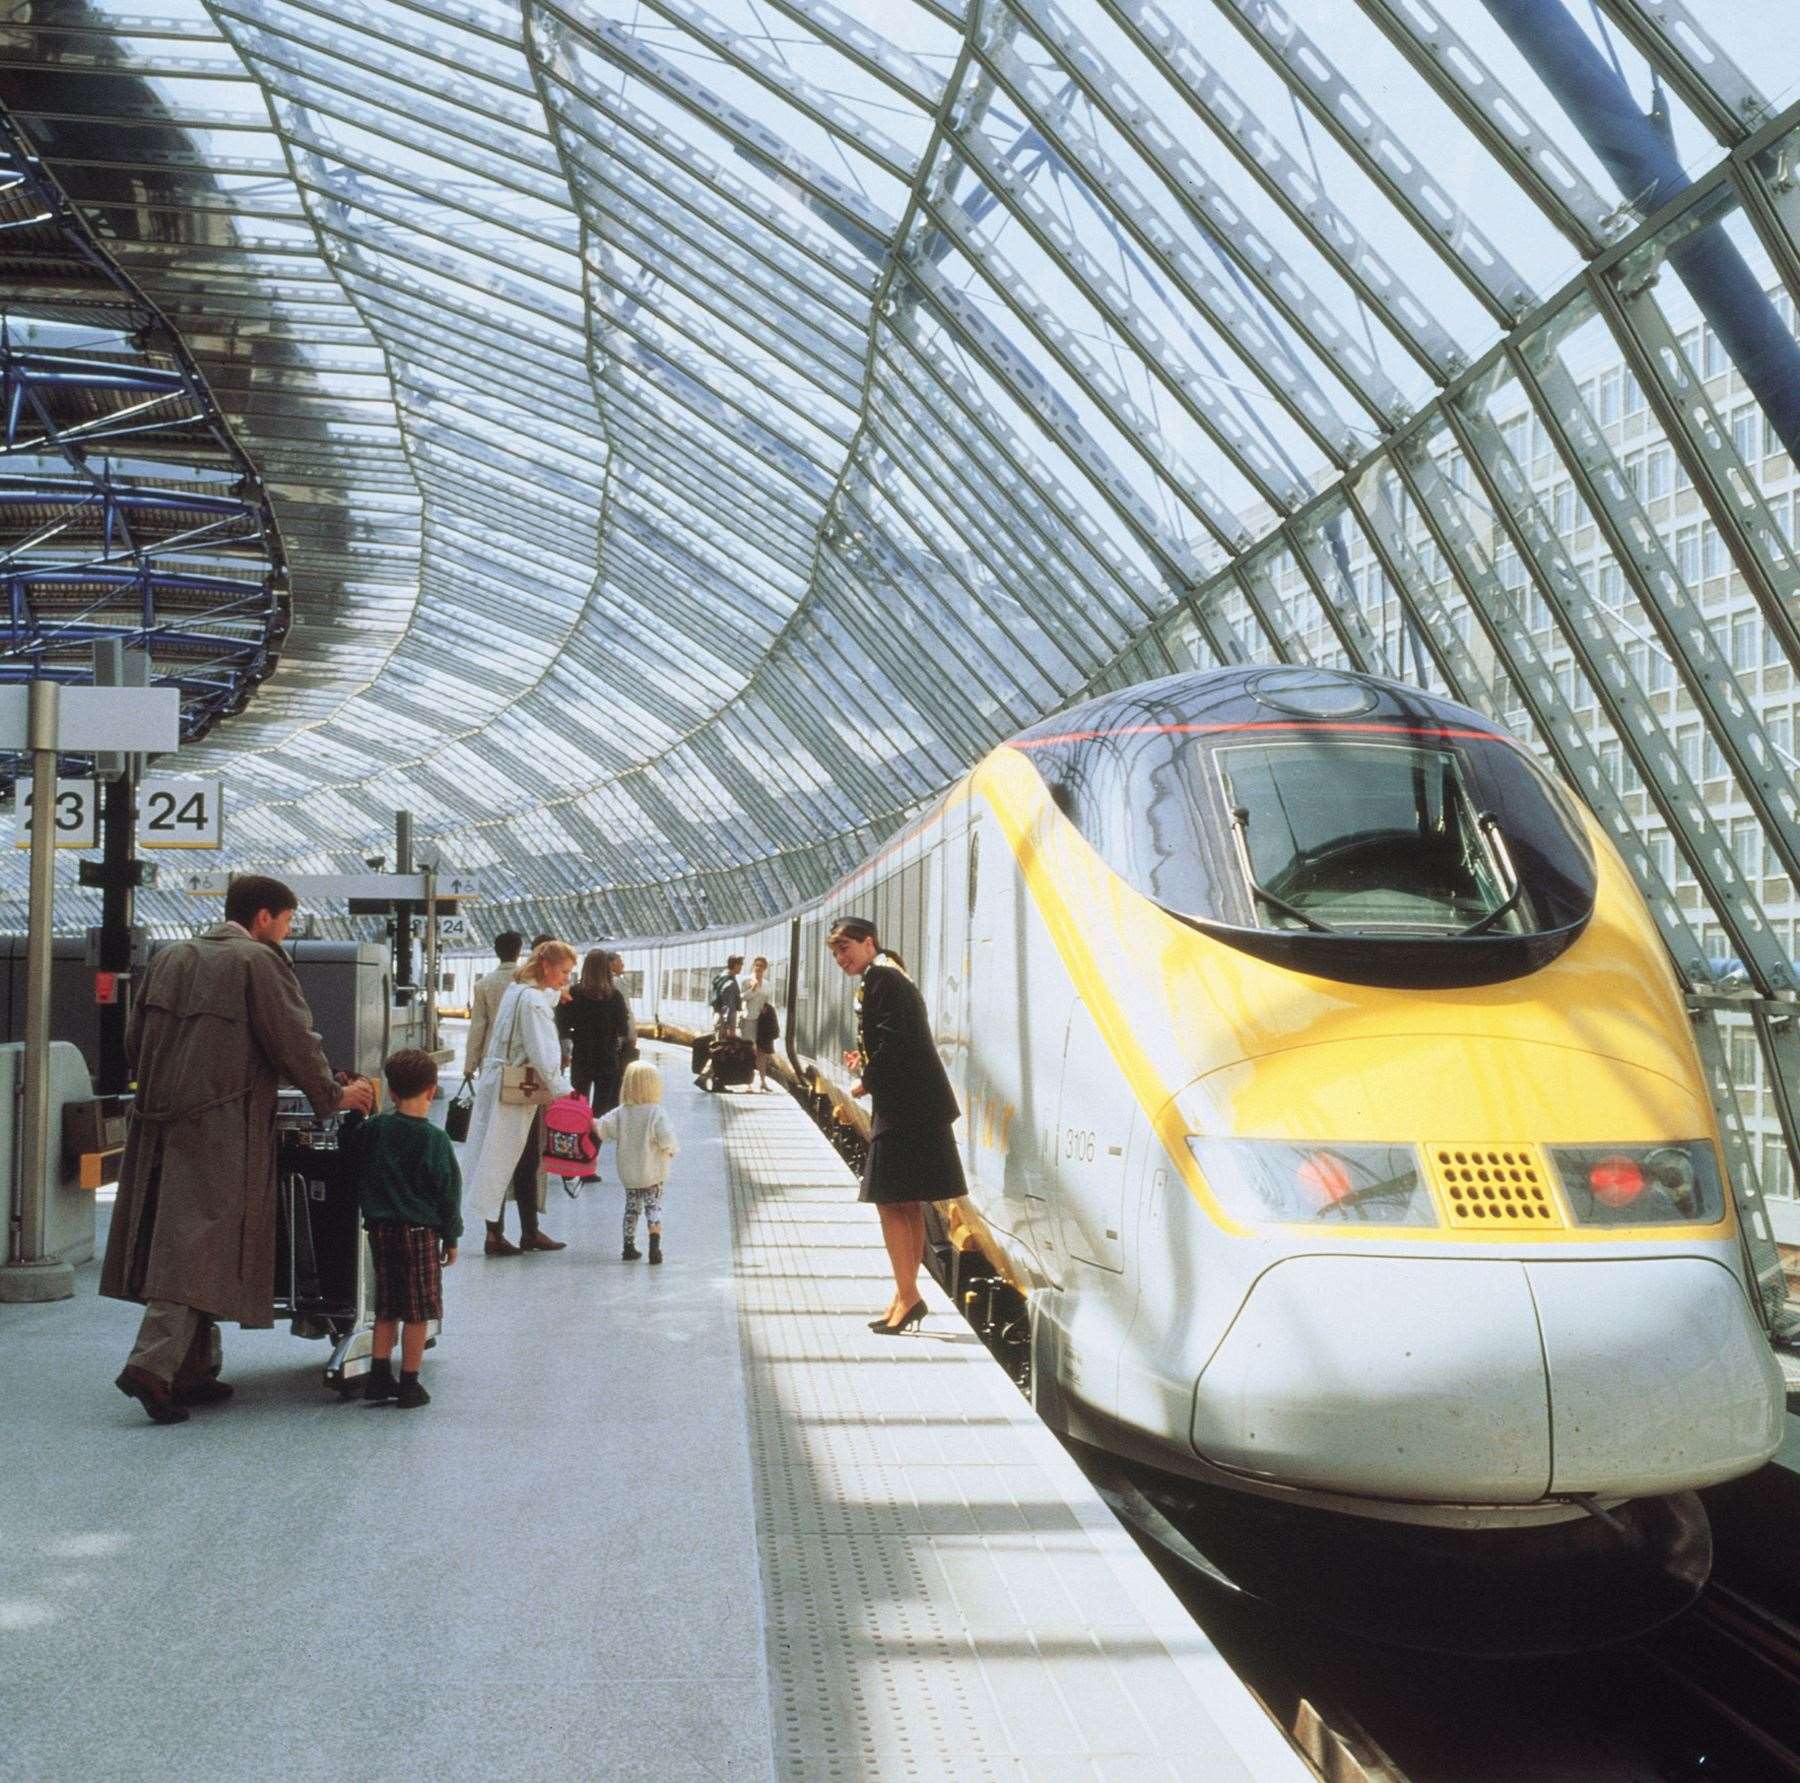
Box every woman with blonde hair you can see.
[593,1060,679,1264]
[461,939,577,1254]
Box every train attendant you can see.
[828,915,967,1335]
[462,940,577,1254]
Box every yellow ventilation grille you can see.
[1428,1146,1563,1229]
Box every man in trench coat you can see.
[102,874,376,1424]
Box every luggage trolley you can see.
[275,1093,444,1392]
[274,1093,373,1393]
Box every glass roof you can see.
[0,0,1787,889]
[7,0,1800,1272]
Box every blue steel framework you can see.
[0,108,286,771]
[4,2,1800,1288]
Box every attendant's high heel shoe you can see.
[872,1299,926,1336]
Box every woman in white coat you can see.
[462,940,577,1253]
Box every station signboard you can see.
[137,779,224,849]
[10,780,99,850]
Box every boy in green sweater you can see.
[349,1048,462,1409]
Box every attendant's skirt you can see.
[859,1121,967,1205]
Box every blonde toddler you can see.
[594,1060,679,1263]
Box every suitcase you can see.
[691,1034,713,1076]
[709,1035,756,1088]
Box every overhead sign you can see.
[182,870,480,903]
[137,779,224,850]
[437,914,470,942]
[0,684,180,753]
[11,780,99,850]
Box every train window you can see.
[1219,740,1518,935]
[899,859,925,974]
[1013,673,1597,987]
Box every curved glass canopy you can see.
[4,0,1800,1271]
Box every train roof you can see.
[1011,666,1510,749]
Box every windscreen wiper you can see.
[1458,812,1526,937]
[1228,803,1339,934]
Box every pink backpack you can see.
[540,1093,598,1177]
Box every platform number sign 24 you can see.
[137,779,224,850]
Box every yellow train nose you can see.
[1176,1030,1713,1152]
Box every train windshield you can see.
[1023,714,1597,987]
[1219,739,1520,936]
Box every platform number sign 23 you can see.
[137,779,224,850]
[11,780,100,849]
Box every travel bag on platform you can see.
[444,1076,475,1143]
[691,1034,712,1076]
[709,1035,756,1088]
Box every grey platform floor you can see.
[1,1048,1304,1781]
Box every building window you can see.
[1598,369,1622,426]
[1677,528,1700,582]
[1646,445,1672,499]
[1732,405,1762,463]
[1731,613,1759,671]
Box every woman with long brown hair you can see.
[559,949,633,1123]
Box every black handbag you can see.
[444,1076,476,1143]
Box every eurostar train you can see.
[616,666,1785,1528]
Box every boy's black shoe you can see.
[395,1375,430,1410]
[622,1242,641,1261]
[648,1234,663,1265]
[363,1359,398,1403]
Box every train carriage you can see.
[601,666,1785,1527]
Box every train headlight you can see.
[1548,1142,1724,1225]
[1186,1139,1438,1227]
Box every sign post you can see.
[0,680,180,1305]
[2,683,72,1302]
[424,864,440,1058]
[93,642,152,1100]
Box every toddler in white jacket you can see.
[594,1060,679,1263]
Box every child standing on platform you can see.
[348,1048,462,1408]
[594,1060,678,1264]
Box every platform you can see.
[0,1048,1304,1781]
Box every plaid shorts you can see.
[367,1222,443,1323]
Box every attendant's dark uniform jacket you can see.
[856,954,967,1204]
